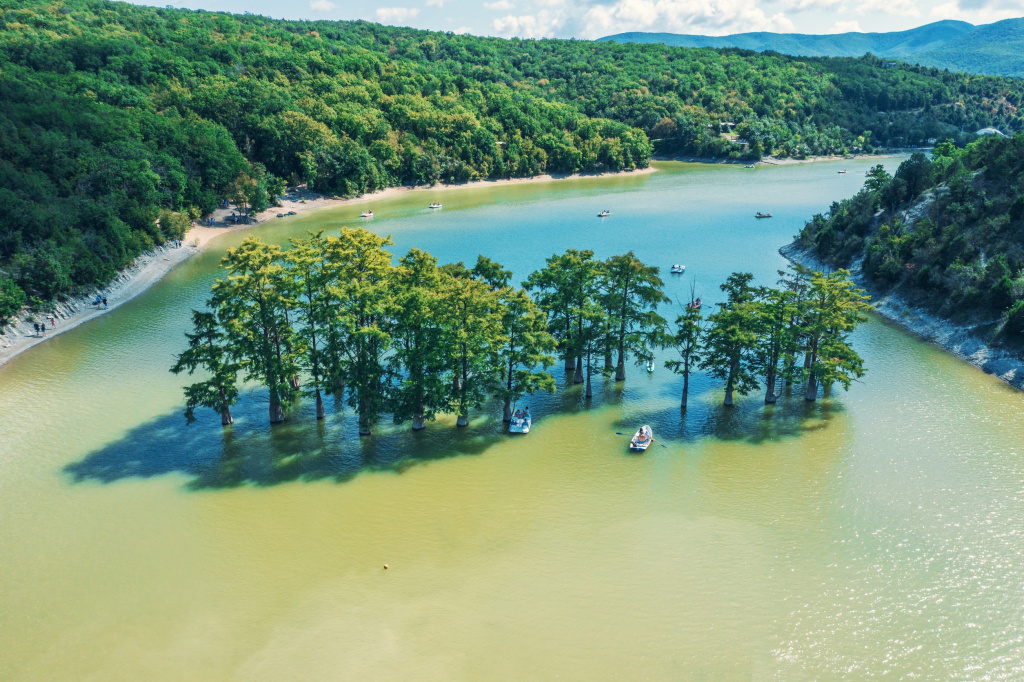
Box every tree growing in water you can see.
[702,272,759,406]
[493,286,557,421]
[602,251,670,381]
[751,284,799,404]
[800,269,870,401]
[285,232,332,420]
[212,238,299,423]
[440,266,506,427]
[390,248,448,430]
[665,285,704,410]
[170,310,241,426]
[331,228,396,435]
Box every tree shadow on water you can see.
[64,395,510,490]
[610,388,847,449]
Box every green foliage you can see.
[5,0,1021,309]
[169,309,242,425]
[799,133,1024,330]
[701,273,760,404]
[0,276,27,324]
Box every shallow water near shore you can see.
[5,159,1024,679]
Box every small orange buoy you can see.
[383,564,389,569]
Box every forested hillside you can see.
[1,0,1023,312]
[796,135,1024,341]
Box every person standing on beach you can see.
[50,316,55,328]
[33,323,39,336]
[102,297,108,309]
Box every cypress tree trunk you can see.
[315,388,325,420]
[358,416,371,436]
[269,398,285,423]
[564,353,575,372]
[290,376,301,390]
[457,413,469,427]
[805,372,818,401]
[574,356,584,384]
[681,372,689,410]
[503,399,512,423]
[221,405,234,426]
[585,351,593,398]
[764,369,778,404]
[412,412,426,431]
[615,356,625,382]
[724,360,738,406]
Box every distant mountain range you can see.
[598,19,1024,77]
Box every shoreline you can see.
[654,152,908,166]
[0,167,655,369]
[780,242,1024,391]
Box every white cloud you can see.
[452,25,474,33]
[426,0,446,7]
[376,6,420,23]
[309,0,336,11]
[857,0,921,17]
[931,0,1024,22]
[579,0,795,38]
[493,11,564,38]
[784,0,844,11]
[831,20,862,32]
[485,0,515,9]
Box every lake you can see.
[4,159,1024,679]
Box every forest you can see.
[173,229,869,430]
[796,133,1024,342]
[0,0,1021,315]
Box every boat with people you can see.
[360,210,373,218]
[688,297,702,310]
[670,264,686,274]
[645,360,655,373]
[629,425,653,452]
[509,407,532,434]
[755,212,772,219]
[428,203,442,209]
[598,210,611,217]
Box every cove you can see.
[4,160,1024,679]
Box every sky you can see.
[129,0,1024,39]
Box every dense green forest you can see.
[0,0,1022,314]
[796,133,1024,341]
[176,228,867,429]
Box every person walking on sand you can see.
[50,316,55,328]
[33,323,39,336]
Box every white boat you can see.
[755,212,772,219]
[428,203,442,209]
[509,409,531,434]
[629,425,653,452]
[744,164,755,168]
[598,210,611,217]
[645,361,655,373]
[838,169,847,174]
[360,210,373,218]
[670,264,685,274]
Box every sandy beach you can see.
[0,167,655,368]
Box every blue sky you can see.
[129,0,1023,38]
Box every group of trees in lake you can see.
[172,230,558,433]
[667,267,871,409]
[798,133,1024,340]
[2,0,1020,315]
[173,231,869,429]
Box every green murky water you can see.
[4,161,1024,679]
